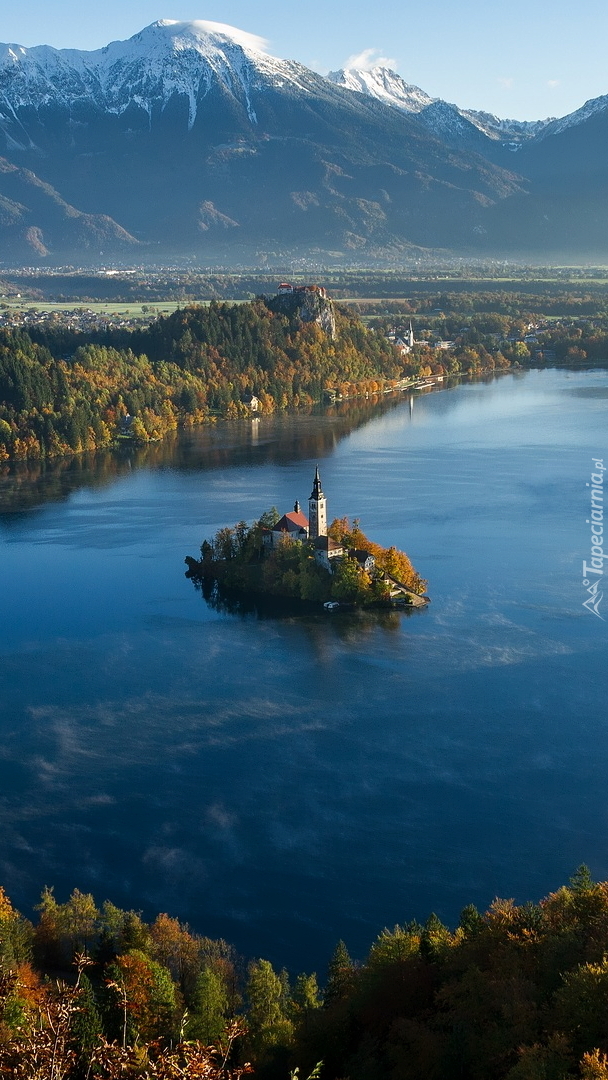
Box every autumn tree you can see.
[105,949,182,1046]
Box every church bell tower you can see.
[308,465,327,539]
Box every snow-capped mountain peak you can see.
[326,64,564,147]
[151,19,270,55]
[461,108,555,142]
[0,20,311,133]
[538,93,608,138]
[327,66,432,113]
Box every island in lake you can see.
[186,466,428,610]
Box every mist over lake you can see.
[0,368,606,970]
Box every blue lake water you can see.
[0,368,607,972]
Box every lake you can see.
[0,368,607,972]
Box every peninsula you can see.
[186,466,428,609]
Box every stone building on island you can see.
[264,466,372,573]
[268,503,309,543]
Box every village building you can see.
[314,534,344,570]
[266,501,310,547]
[350,549,375,573]
[276,282,327,299]
[308,465,327,540]
[261,467,378,577]
[388,321,416,355]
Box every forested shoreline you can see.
[3,870,608,1078]
[3,292,601,463]
[0,298,404,461]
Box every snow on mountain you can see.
[326,65,561,148]
[0,20,313,131]
[327,66,432,112]
[3,24,605,152]
[327,68,498,146]
[417,100,486,142]
[537,93,608,138]
[461,108,554,143]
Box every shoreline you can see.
[2,360,606,466]
[185,557,429,615]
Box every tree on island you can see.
[192,512,426,606]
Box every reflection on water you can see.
[0,367,607,971]
[0,394,412,517]
[190,572,406,637]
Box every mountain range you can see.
[0,19,607,264]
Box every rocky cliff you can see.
[267,287,336,338]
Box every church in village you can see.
[263,466,374,573]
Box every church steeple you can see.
[310,465,323,502]
[308,465,327,539]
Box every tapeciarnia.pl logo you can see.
[582,457,605,619]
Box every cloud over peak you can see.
[344,47,398,72]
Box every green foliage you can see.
[570,865,596,893]
[553,959,608,1057]
[69,972,104,1059]
[197,510,425,608]
[6,277,608,462]
[292,974,322,1016]
[246,958,294,1057]
[419,913,454,961]
[0,298,406,459]
[186,967,230,1044]
[330,554,371,603]
[324,941,355,1005]
[11,868,608,1078]
[328,517,427,595]
[0,887,33,969]
[105,948,182,1044]
[459,903,484,937]
[367,925,421,969]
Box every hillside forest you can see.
[0,298,401,461]
[1,291,605,462]
[4,871,608,1078]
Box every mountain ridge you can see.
[0,20,606,263]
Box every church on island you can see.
[189,464,428,608]
[263,466,373,573]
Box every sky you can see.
[0,0,606,121]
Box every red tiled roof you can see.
[273,511,309,532]
[285,511,309,528]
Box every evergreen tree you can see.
[324,941,355,1005]
[570,864,595,893]
[459,903,484,937]
[70,972,104,1068]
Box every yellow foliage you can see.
[581,1050,608,1079]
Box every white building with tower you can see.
[264,466,338,567]
[262,465,374,573]
[308,465,327,539]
